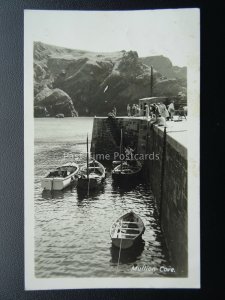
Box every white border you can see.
[24,9,200,289]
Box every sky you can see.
[25,9,199,67]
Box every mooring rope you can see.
[87,176,90,197]
[116,220,123,272]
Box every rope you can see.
[87,176,90,197]
[116,220,123,272]
[51,178,53,192]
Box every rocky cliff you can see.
[140,55,187,80]
[34,42,187,116]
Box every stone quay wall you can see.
[146,125,187,276]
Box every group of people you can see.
[147,101,175,127]
[109,101,176,126]
[126,101,175,127]
[127,104,140,117]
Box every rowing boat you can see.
[41,162,79,191]
[110,211,145,249]
[112,160,142,181]
[77,134,105,191]
[77,160,106,190]
[112,129,142,181]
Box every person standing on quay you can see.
[112,106,117,117]
[132,104,136,116]
[145,104,150,120]
[160,103,169,120]
[168,100,175,120]
[136,104,140,117]
[135,104,139,117]
[155,103,160,117]
[127,104,131,117]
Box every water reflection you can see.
[110,240,145,265]
[111,179,142,194]
[77,184,105,201]
[42,190,65,200]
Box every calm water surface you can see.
[34,117,170,278]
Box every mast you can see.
[87,134,89,179]
[120,129,123,171]
[150,65,153,97]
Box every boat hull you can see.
[77,177,104,190]
[41,175,76,191]
[77,160,106,190]
[112,162,142,181]
[111,229,144,249]
[110,211,145,249]
[112,169,142,181]
[111,237,134,249]
[41,162,79,191]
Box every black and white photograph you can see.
[24,8,200,289]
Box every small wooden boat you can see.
[112,160,142,181]
[110,211,145,249]
[41,162,79,191]
[112,129,142,180]
[77,134,105,191]
[77,159,106,190]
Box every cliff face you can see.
[34,42,187,116]
[140,55,187,81]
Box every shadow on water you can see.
[42,190,65,200]
[77,184,105,202]
[110,240,145,265]
[111,179,143,195]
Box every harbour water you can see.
[34,117,171,278]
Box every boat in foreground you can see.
[110,211,145,249]
[77,160,106,190]
[41,162,79,191]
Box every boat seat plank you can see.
[121,228,140,231]
[120,221,139,224]
[118,233,139,237]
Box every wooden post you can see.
[150,65,153,97]
[120,129,123,171]
[87,134,89,179]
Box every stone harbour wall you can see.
[91,117,140,161]
[146,125,187,276]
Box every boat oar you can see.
[120,129,123,172]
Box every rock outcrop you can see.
[34,42,187,116]
[34,88,78,117]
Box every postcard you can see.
[24,8,200,289]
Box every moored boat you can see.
[112,129,142,181]
[77,134,105,191]
[41,162,79,191]
[112,160,142,181]
[110,211,145,249]
[77,160,106,190]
